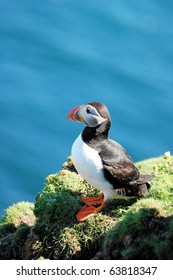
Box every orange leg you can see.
[81,192,104,206]
[76,202,106,222]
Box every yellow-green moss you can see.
[33,169,115,259]
[0,202,35,237]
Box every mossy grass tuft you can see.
[0,201,35,237]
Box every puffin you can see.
[67,102,154,222]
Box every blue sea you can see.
[0,0,173,216]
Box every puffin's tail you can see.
[128,173,154,197]
[129,174,154,186]
[115,174,154,197]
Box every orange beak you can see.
[67,105,83,122]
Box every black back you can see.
[81,121,140,189]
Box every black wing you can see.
[97,139,140,188]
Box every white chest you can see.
[71,134,114,200]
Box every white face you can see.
[79,104,106,127]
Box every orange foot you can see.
[76,202,106,222]
[82,192,104,206]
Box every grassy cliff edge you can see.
[0,153,173,259]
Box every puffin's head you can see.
[67,102,111,128]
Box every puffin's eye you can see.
[86,107,91,114]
